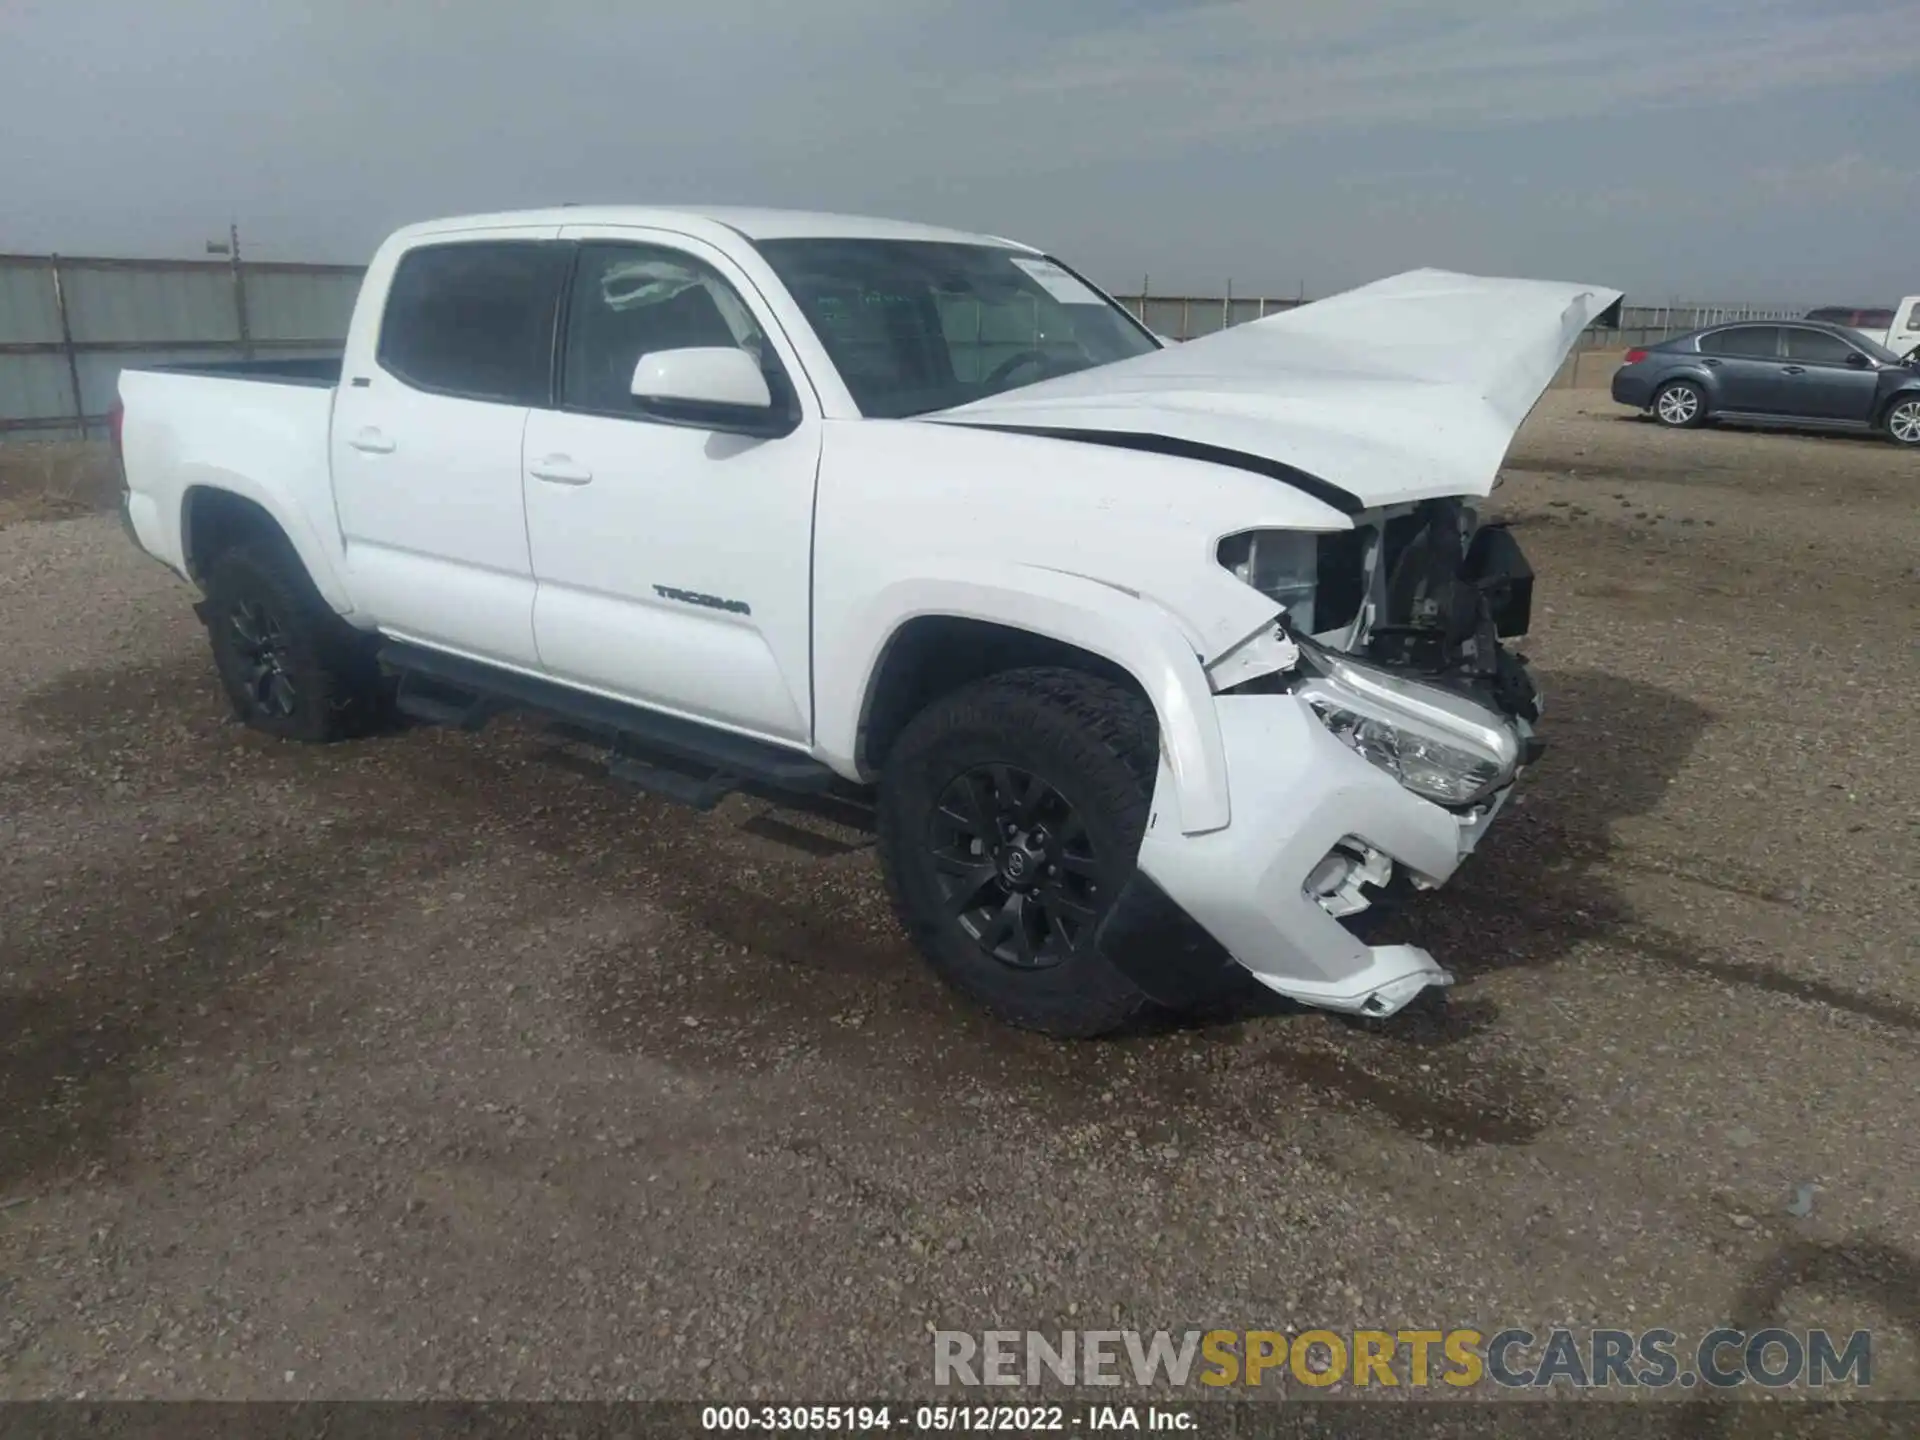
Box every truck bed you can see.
[149,355,343,387]
[117,362,344,592]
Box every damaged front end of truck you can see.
[1097,494,1553,1019]
[938,266,1623,1019]
[1217,493,1543,723]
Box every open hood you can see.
[928,269,1624,512]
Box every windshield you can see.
[753,238,1160,418]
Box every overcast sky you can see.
[4,0,1916,304]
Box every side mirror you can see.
[1845,351,1872,369]
[629,346,778,430]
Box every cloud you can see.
[922,0,1918,167]
[1748,153,1919,204]
[0,0,1915,299]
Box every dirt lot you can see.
[1,394,1916,1413]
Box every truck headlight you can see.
[1218,529,1317,633]
[1294,654,1520,806]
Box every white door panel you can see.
[522,411,818,741]
[333,385,539,661]
[335,531,539,665]
[329,227,563,668]
[524,228,822,743]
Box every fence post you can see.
[228,222,254,361]
[1223,278,1231,332]
[49,254,86,438]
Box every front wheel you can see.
[1883,395,1920,446]
[1653,380,1707,428]
[876,667,1159,1038]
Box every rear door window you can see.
[378,241,567,404]
[1699,326,1780,358]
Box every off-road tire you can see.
[202,537,385,742]
[876,666,1159,1038]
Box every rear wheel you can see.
[1653,380,1706,428]
[1883,396,1920,446]
[202,538,385,742]
[876,667,1158,1038]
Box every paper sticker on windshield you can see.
[1011,257,1105,306]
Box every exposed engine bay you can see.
[1218,497,1542,729]
[1357,497,1541,725]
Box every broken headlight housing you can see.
[1292,645,1520,807]
[1217,529,1317,633]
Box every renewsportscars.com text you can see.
[933,1327,1872,1391]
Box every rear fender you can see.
[1645,363,1719,408]
[179,468,353,615]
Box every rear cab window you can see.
[377,241,568,404]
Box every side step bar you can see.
[379,641,837,806]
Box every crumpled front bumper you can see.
[1101,689,1525,1018]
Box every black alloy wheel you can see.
[203,537,386,742]
[875,666,1160,1037]
[928,762,1103,971]
[227,597,299,719]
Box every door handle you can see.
[1701,358,1721,367]
[349,427,395,454]
[1781,365,1805,375]
[529,455,593,486]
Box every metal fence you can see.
[0,248,1815,441]
[0,252,361,440]
[1115,292,1308,340]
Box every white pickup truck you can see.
[114,206,1620,1037]
[1804,299,1920,359]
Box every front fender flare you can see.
[827,560,1234,835]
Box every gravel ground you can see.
[0,394,1915,1410]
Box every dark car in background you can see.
[1803,306,1897,331]
[1611,320,1920,446]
